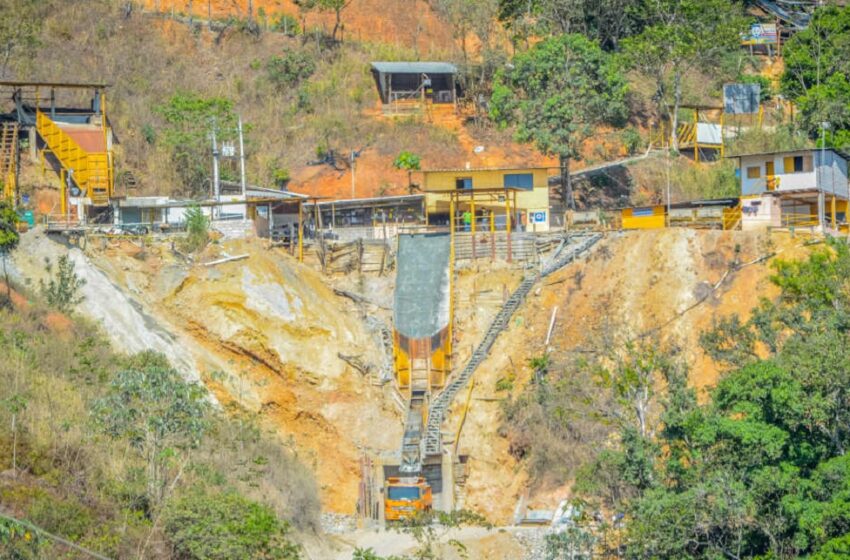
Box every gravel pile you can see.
[514,527,549,560]
[321,513,358,535]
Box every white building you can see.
[733,148,849,231]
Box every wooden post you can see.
[298,201,304,263]
[832,195,837,230]
[694,107,699,164]
[449,196,456,259]
[490,208,495,262]
[505,190,512,263]
[470,197,476,260]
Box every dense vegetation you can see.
[0,284,317,558]
[506,239,850,558]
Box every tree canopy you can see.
[490,33,628,209]
[781,5,850,148]
[577,238,850,558]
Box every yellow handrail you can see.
[36,110,112,205]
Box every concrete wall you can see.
[740,150,849,197]
[741,195,782,230]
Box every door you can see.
[766,161,776,191]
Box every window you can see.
[783,155,813,174]
[455,177,472,190]
[746,166,761,179]
[503,173,534,190]
[388,486,420,501]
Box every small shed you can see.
[371,62,459,113]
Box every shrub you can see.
[39,255,85,312]
[621,127,643,155]
[163,491,301,560]
[266,51,316,90]
[271,14,300,36]
[183,204,209,253]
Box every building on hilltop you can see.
[731,148,849,231]
[370,62,460,117]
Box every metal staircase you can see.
[36,110,112,206]
[0,122,18,201]
[422,232,603,459]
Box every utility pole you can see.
[350,150,357,198]
[211,125,220,219]
[819,121,829,230]
[238,116,247,198]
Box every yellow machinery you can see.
[36,110,112,211]
[384,476,432,521]
[0,122,18,202]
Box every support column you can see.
[505,191,512,263]
[831,195,837,231]
[470,198,476,260]
[490,209,495,262]
[298,202,304,262]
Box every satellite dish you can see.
[473,146,485,154]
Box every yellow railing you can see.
[36,110,112,206]
[722,205,742,230]
[781,213,820,228]
[1,123,17,201]
[677,122,697,146]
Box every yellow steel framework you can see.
[0,122,18,202]
[36,110,112,212]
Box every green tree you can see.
[781,5,850,147]
[622,0,746,150]
[163,490,300,560]
[155,93,239,196]
[0,200,19,308]
[392,151,421,193]
[491,33,628,209]
[581,238,850,558]
[93,360,210,506]
[39,254,85,312]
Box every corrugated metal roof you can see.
[727,147,850,160]
[370,61,457,74]
[422,165,552,173]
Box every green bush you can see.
[621,127,643,155]
[163,491,300,560]
[183,204,209,253]
[266,51,316,90]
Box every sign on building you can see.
[724,83,761,115]
[742,23,778,46]
[531,210,547,224]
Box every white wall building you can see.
[734,148,849,231]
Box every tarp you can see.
[393,233,451,339]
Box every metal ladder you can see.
[422,232,603,459]
[0,123,18,201]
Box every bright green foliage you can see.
[93,363,210,505]
[163,491,300,560]
[580,238,850,558]
[491,33,628,208]
[183,204,209,253]
[393,150,421,193]
[266,51,316,90]
[0,200,19,307]
[622,0,746,150]
[39,254,85,312]
[155,92,239,196]
[781,5,850,147]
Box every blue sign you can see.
[531,211,547,223]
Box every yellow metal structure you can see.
[621,205,666,229]
[384,476,432,521]
[0,123,18,202]
[36,110,112,207]
[722,204,743,230]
